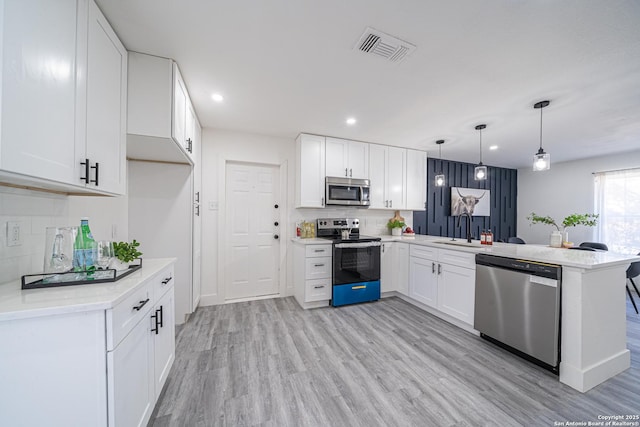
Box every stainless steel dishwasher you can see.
[474,254,562,373]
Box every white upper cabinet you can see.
[0,0,126,195]
[295,134,325,208]
[369,144,406,209]
[406,149,427,210]
[127,52,197,165]
[80,0,127,195]
[325,137,369,179]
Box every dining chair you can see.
[507,237,525,244]
[569,246,596,251]
[626,254,640,315]
[580,242,609,251]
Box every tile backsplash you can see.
[0,187,69,283]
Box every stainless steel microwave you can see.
[325,177,370,207]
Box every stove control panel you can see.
[317,218,360,230]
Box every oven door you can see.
[333,241,381,285]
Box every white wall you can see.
[200,128,413,306]
[0,186,127,284]
[517,150,640,245]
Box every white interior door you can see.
[225,163,280,300]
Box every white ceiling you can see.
[96,0,640,169]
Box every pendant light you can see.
[434,140,446,187]
[533,100,551,171]
[474,124,487,180]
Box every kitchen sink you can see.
[433,240,483,247]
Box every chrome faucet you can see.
[456,212,473,243]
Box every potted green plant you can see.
[387,219,405,236]
[110,239,143,270]
[527,212,598,247]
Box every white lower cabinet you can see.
[381,242,397,292]
[152,287,176,398]
[106,264,175,427]
[409,254,438,307]
[107,310,155,427]
[408,245,475,326]
[294,243,332,308]
[396,243,410,295]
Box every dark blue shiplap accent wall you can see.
[413,158,517,241]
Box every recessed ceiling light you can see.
[346,117,357,125]
[211,93,224,102]
[489,145,498,150]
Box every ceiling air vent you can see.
[355,27,416,63]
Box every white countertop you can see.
[0,258,176,321]
[292,235,639,269]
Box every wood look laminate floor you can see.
[149,295,640,427]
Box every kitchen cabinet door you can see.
[396,243,410,296]
[172,64,188,153]
[387,146,406,209]
[380,242,397,292]
[406,149,427,210]
[295,134,326,207]
[437,263,475,325]
[368,144,387,209]
[409,256,437,307]
[0,0,79,185]
[348,140,369,179]
[152,287,175,398]
[82,0,127,194]
[107,314,154,427]
[325,137,349,177]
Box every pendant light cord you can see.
[479,128,483,164]
[539,105,544,150]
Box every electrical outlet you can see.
[7,221,22,247]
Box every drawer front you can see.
[305,279,332,302]
[410,244,437,260]
[438,248,475,269]
[152,265,175,300]
[305,244,332,258]
[305,257,331,280]
[107,282,153,351]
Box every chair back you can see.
[580,242,609,251]
[627,252,640,279]
[507,237,525,244]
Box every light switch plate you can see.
[7,221,22,247]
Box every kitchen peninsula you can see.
[292,235,638,392]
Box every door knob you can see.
[274,235,279,240]
[274,221,279,226]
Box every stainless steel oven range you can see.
[317,218,381,307]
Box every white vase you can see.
[549,231,562,248]
[391,227,402,236]
[562,229,569,244]
[109,258,130,271]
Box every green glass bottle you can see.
[73,217,96,271]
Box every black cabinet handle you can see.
[157,306,164,328]
[161,276,172,285]
[274,235,279,240]
[90,162,99,186]
[195,204,200,216]
[313,285,325,289]
[151,312,158,334]
[274,221,279,226]
[133,298,150,311]
[438,264,442,275]
[314,263,324,267]
[80,159,90,183]
[195,191,200,203]
[432,262,435,274]
[186,138,193,153]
